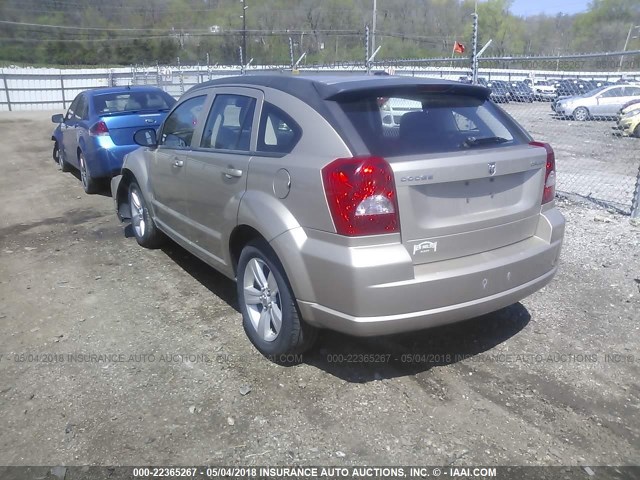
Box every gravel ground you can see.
[0,111,638,470]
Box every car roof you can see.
[187,74,490,157]
[189,74,489,102]
[82,86,167,97]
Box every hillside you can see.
[0,0,638,66]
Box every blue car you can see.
[51,86,176,193]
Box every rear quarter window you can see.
[257,103,301,154]
[337,91,528,156]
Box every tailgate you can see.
[389,145,546,264]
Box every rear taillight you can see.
[529,141,556,204]
[89,120,109,136]
[321,156,399,236]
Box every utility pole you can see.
[241,0,248,69]
[470,0,479,84]
[365,25,370,69]
[371,0,377,56]
[289,37,294,68]
[619,25,640,71]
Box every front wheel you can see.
[634,124,640,138]
[573,107,589,122]
[128,181,164,249]
[237,240,317,359]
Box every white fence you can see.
[2,64,640,111]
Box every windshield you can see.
[337,91,528,157]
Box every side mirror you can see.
[51,114,64,123]
[134,128,158,148]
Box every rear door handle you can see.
[173,158,184,167]
[223,167,243,178]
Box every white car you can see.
[531,80,557,101]
[554,84,640,120]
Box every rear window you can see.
[93,91,176,115]
[337,92,527,157]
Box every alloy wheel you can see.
[130,189,146,238]
[242,258,282,342]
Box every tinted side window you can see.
[257,103,301,154]
[601,88,622,98]
[200,94,256,151]
[160,95,207,149]
[76,95,88,120]
[66,95,81,121]
[624,86,640,96]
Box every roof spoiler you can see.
[319,82,490,102]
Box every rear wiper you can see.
[462,136,509,148]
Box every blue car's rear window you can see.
[93,92,176,115]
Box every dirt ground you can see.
[0,111,638,469]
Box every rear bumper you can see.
[84,140,138,178]
[298,264,558,336]
[274,208,565,337]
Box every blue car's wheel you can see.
[79,151,99,194]
[54,142,70,172]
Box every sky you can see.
[509,0,591,17]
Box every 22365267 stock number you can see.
[132,467,198,477]
[326,353,392,364]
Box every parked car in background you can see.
[51,86,176,193]
[485,80,510,103]
[530,80,557,101]
[481,79,509,103]
[554,84,640,121]
[555,79,597,99]
[617,98,640,120]
[110,74,564,358]
[616,108,640,137]
[506,81,535,102]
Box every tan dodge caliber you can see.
[111,75,565,358]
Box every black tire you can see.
[128,181,164,249]
[634,125,640,138]
[55,142,71,172]
[237,239,317,359]
[79,151,100,194]
[573,107,589,122]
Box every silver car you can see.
[555,84,640,121]
[111,75,565,358]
